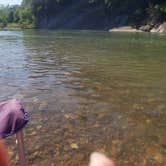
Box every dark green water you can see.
[0,30,166,166]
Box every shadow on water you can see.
[0,30,165,166]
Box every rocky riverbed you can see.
[1,30,166,166]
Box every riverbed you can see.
[0,30,166,166]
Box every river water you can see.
[0,30,166,166]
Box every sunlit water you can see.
[0,30,166,166]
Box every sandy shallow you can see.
[109,26,142,32]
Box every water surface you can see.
[0,30,166,166]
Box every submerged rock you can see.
[70,143,79,149]
[36,125,42,130]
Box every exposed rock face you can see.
[150,22,166,33]
[139,25,151,32]
[157,22,166,32]
[150,28,157,32]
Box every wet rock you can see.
[91,94,100,98]
[156,22,166,33]
[30,131,37,136]
[133,104,144,110]
[151,22,166,33]
[146,119,151,124]
[94,85,102,91]
[92,124,100,128]
[139,25,151,32]
[33,151,39,157]
[39,102,48,110]
[32,97,39,103]
[70,143,79,149]
[150,28,157,33]
[36,125,42,130]
[64,114,70,119]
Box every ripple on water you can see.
[1,30,166,166]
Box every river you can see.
[0,30,166,166]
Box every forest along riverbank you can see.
[0,1,166,31]
[1,22,166,33]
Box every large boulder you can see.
[139,25,151,32]
[150,22,166,33]
[157,22,166,33]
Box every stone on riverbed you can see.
[36,125,42,130]
[70,143,79,149]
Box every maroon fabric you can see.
[0,99,28,139]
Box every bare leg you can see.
[0,140,10,166]
[16,130,26,166]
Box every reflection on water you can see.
[0,30,166,166]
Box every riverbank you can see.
[1,1,166,33]
[109,26,142,32]
[0,23,35,31]
[109,22,166,33]
[1,22,166,33]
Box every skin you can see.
[89,152,116,166]
[0,140,10,166]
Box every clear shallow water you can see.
[0,30,166,166]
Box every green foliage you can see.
[148,4,166,24]
[0,0,166,29]
[0,21,7,28]
[19,7,33,24]
[0,3,34,29]
[30,0,166,27]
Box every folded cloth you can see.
[0,99,28,139]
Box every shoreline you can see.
[109,26,142,33]
[1,24,166,33]
[0,27,34,31]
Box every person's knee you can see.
[89,152,116,166]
